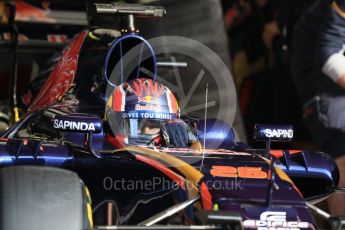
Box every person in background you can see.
[222,0,313,144]
[291,0,345,215]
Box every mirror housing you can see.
[53,114,103,134]
[53,114,103,158]
[253,124,293,142]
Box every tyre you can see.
[0,166,93,230]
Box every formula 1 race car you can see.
[0,3,343,230]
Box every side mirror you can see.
[253,124,293,159]
[53,114,103,158]
[253,124,293,142]
[53,114,103,134]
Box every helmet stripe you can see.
[112,87,126,112]
[168,89,178,114]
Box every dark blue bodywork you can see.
[0,28,339,229]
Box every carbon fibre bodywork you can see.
[0,14,341,230]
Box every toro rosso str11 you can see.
[0,2,343,230]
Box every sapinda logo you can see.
[54,119,96,132]
[263,129,293,139]
[243,211,309,230]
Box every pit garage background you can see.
[0,0,317,149]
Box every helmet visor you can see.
[126,118,162,136]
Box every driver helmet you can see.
[105,78,179,147]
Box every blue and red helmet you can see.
[105,78,179,147]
